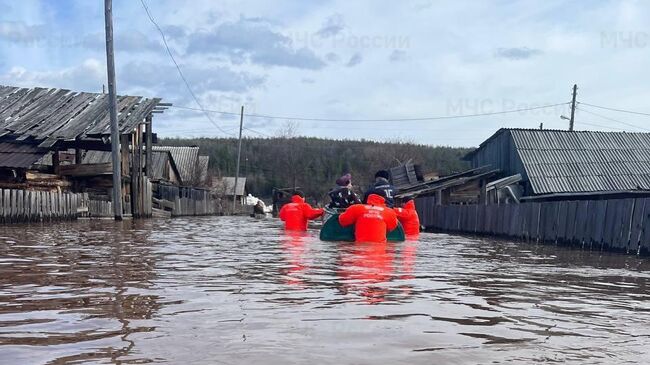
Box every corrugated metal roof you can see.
[0,142,48,168]
[509,129,650,194]
[0,84,168,145]
[152,146,199,185]
[213,177,246,196]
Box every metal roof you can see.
[508,128,650,194]
[152,146,199,185]
[0,85,168,147]
[0,142,48,168]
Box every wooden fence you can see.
[416,196,650,255]
[155,184,217,216]
[0,189,85,223]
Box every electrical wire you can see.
[576,107,650,132]
[139,0,235,137]
[578,102,650,118]
[170,102,570,123]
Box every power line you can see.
[243,127,272,137]
[576,107,650,132]
[578,102,650,118]
[170,102,570,123]
[139,0,235,137]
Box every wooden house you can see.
[0,84,170,219]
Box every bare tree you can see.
[275,120,300,138]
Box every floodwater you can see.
[1,217,649,365]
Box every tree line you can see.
[160,136,471,202]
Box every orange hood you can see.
[403,200,416,210]
[367,194,386,206]
[291,195,305,203]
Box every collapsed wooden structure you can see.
[0,84,215,221]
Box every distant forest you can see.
[160,137,472,201]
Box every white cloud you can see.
[78,30,161,53]
[494,47,543,60]
[346,52,363,67]
[185,17,326,69]
[0,59,104,92]
[389,50,407,62]
[0,21,45,43]
[316,13,345,38]
[3,1,650,145]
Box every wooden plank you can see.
[592,200,608,251]
[556,201,568,244]
[564,201,577,245]
[602,199,620,251]
[629,198,646,254]
[58,163,113,177]
[613,199,633,252]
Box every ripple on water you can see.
[0,216,649,364]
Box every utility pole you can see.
[104,0,123,220]
[569,84,577,131]
[233,106,244,214]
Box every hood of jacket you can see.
[291,195,305,203]
[403,200,415,210]
[367,193,386,206]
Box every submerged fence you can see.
[0,189,85,223]
[416,196,650,255]
[155,184,217,216]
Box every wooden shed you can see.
[0,84,170,218]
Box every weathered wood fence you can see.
[416,196,650,255]
[155,184,217,216]
[0,189,85,223]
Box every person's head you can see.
[366,193,386,206]
[294,190,305,198]
[291,194,305,203]
[336,173,352,188]
[374,170,390,181]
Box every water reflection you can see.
[338,242,395,304]
[280,231,310,287]
[0,217,649,364]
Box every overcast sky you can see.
[1,0,650,146]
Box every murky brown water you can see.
[1,216,649,364]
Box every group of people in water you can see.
[278,170,420,242]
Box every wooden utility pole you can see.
[569,84,577,131]
[104,0,123,220]
[233,106,244,214]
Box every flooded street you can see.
[1,216,649,364]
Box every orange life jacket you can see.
[279,195,323,230]
[338,194,398,243]
[394,200,420,237]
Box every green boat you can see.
[319,213,406,242]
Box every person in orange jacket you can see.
[394,198,420,237]
[338,193,398,243]
[279,194,324,230]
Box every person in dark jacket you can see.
[363,170,398,208]
[327,173,361,209]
